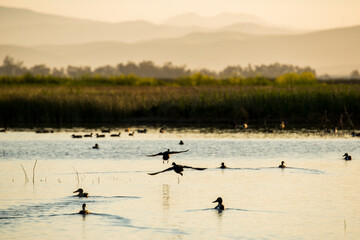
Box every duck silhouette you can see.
[73,188,89,197]
[78,203,90,215]
[213,197,225,210]
[343,153,352,160]
[278,161,286,168]
[146,149,189,164]
[147,162,206,176]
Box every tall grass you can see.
[0,84,359,128]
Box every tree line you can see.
[0,55,318,79]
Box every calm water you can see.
[0,129,359,239]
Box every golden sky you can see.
[0,0,359,29]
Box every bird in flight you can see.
[147,162,206,176]
[146,149,189,163]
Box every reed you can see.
[32,160,37,184]
[20,164,29,183]
[0,83,359,128]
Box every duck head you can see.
[213,197,223,204]
[343,153,348,157]
[82,203,87,210]
[172,162,176,166]
[73,188,84,194]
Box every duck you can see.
[351,132,360,137]
[179,140,184,145]
[0,127,7,133]
[101,128,110,133]
[137,129,147,133]
[128,131,135,136]
[96,133,105,138]
[110,132,121,137]
[92,143,99,149]
[213,197,225,210]
[343,153,352,160]
[146,149,189,164]
[159,128,165,133]
[278,161,286,168]
[78,203,90,215]
[72,134,82,139]
[147,162,206,176]
[73,188,89,197]
[220,162,227,169]
[84,133,93,138]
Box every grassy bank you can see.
[0,83,359,129]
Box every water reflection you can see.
[162,184,169,210]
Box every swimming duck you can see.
[92,143,99,149]
[343,153,352,160]
[159,128,165,133]
[73,188,89,197]
[110,133,121,137]
[128,131,135,136]
[220,162,227,169]
[72,134,82,139]
[78,203,90,215]
[147,162,206,176]
[278,161,286,168]
[101,129,110,133]
[146,149,189,164]
[179,140,184,145]
[137,129,147,133]
[84,133,93,137]
[213,197,225,210]
[96,133,105,138]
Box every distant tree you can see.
[0,55,27,76]
[94,65,118,77]
[52,67,66,77]
[29,64,51,76]
[67,65,92,79]
[350,70,360,79]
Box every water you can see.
[0,130,359,239]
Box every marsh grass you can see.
[0,75,359,128]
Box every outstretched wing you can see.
[168,149,189,155]
[182,165,207,170]
[147,166,174,175]
[146,152,163,157]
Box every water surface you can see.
[0,130,359,239]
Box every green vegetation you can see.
[0,73,359,128]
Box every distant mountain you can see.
[0,25,359,75]
[0,6,207,45]
[220,22,299,35]
[164,12,267,28]
[0,6,300,46]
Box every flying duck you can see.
[147,162,206,176]
[73,188,88,197]
[343,153,352,160]
[278,161,286,168]
[78,203,90,215]
[146,149,189,164]
[213,197,225,210]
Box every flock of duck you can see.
[73,139,353,215]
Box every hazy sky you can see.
[0,0,359,29]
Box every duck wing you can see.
[182,165,207,170]
[168,149,189,155]
[147,166,175,175]
[146,152,164,157]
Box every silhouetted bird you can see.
[96,133,105,138]
[73,188,88,197]
[213,197,225,210]
[220,162,227,169]
[72,134,82,139]
[179,140,184,145]
[84,133,93,137]
[146,149,189,163]
[147,162,206,176]
[278,161,286,168]
[110,133,121,137]
[92,143,99,149]
[78,203,90,215]
[343,153,352,160]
